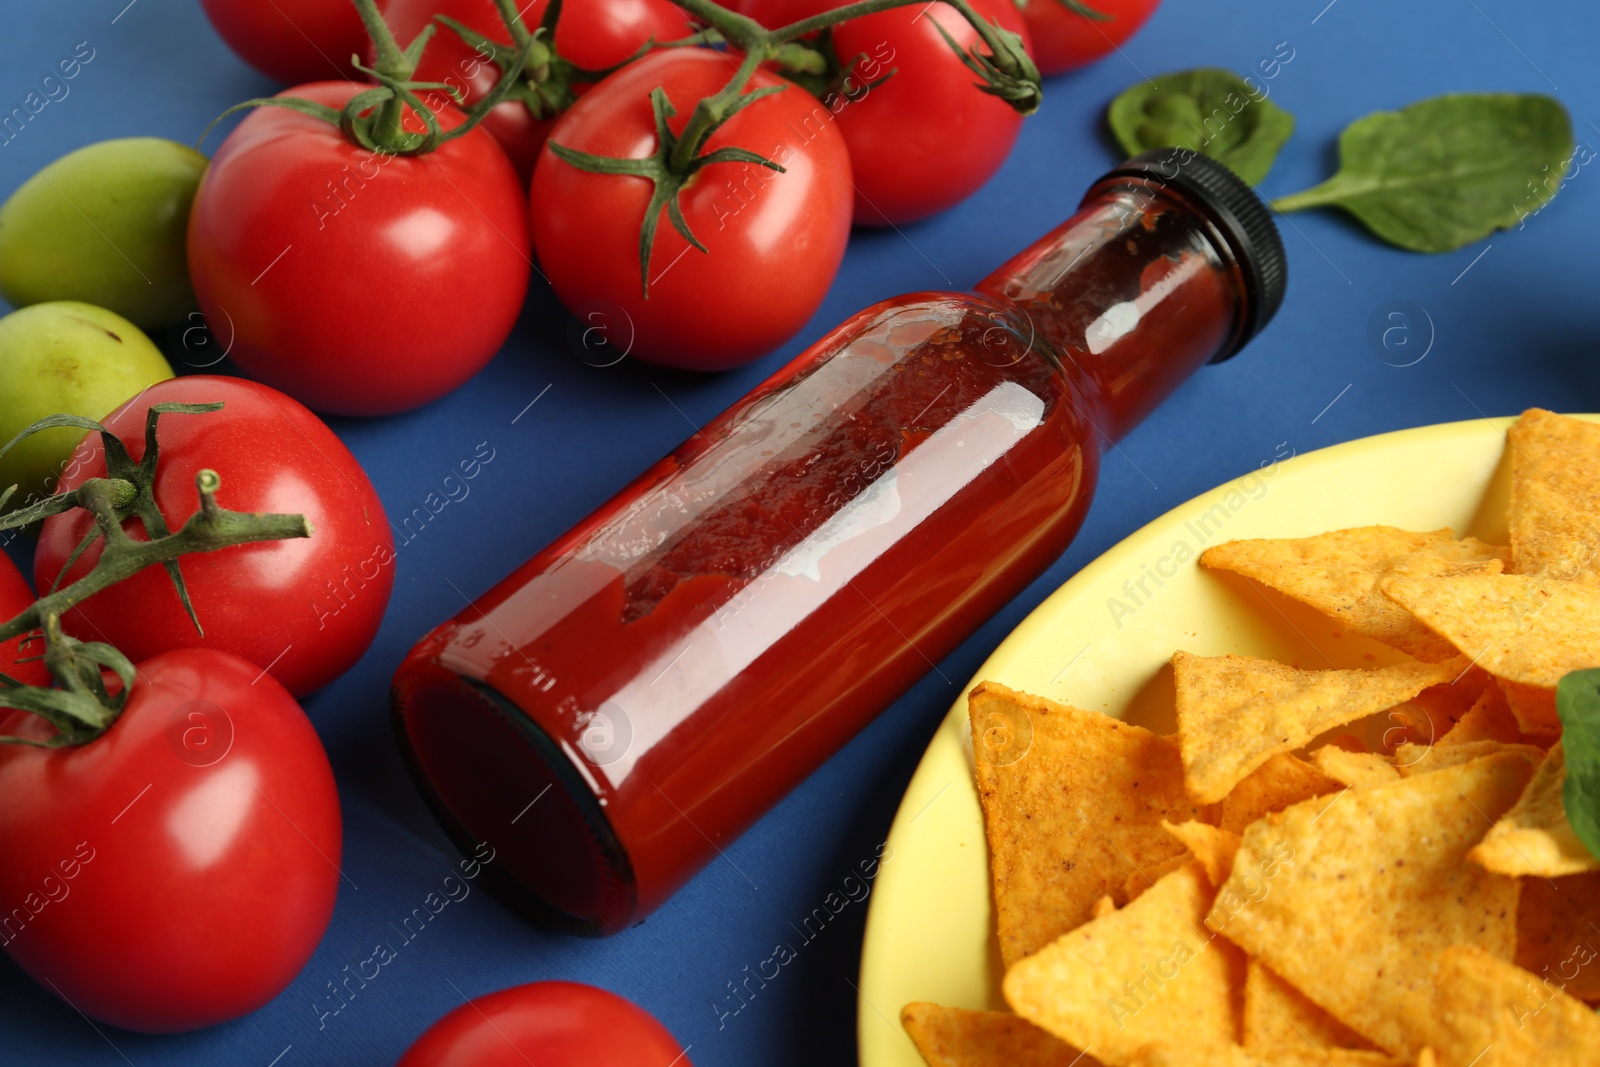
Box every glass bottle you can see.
[391,149,1288,934]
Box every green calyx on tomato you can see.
[548,0,1042,297]
[729,0,1040,112]
[547,47,791,299]
[0,405,310,746]
[202,0,531,156]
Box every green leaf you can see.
[1107,68,1294,185]
[1559,667,1600,863]
[1271,92,1573,253]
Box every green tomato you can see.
[0,301,173,509]
[0,138,208,331]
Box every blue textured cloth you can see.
[2,0,1597,1063]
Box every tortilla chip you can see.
[1131,1046,1403,1066]
[1499,677,1562,736]
[1383,669,1492,746]
[1204,752,1532,1056]
[1310,746,1400,789]
[1380,574,1600,696]
[1125,853,1192,904]
[1391,739,1544,777]
[1439,682,1522,746]
[1173,652,1459,804]
[1470,743,1600,877]
[1242,959,1375,1051]
[1005,863,1243,1065]
[1092,895,1118,921]
[1401,944,1600,1066]
[1219,754,1342,835]
[1507,408,1600,580]
[1516,872,1600,1004]
[1163,820,1242,886]
[970,682,1211,967]
[1199,526,1507,660]
[901,1003,1101,1067]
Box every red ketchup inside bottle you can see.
[392,150,1287,934]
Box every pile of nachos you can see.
[902,409,1600,1067]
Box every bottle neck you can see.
[974,178,1252,443]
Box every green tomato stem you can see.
[353,0,412,147]
[668,48,767,175]
[0,469,309,742]
[0,471,309,651]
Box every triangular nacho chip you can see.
[1204,752,1533,1056]
[1498,677,1562,735]
[970,682,1210,968]
[1470,742,1600,876]
[1218,754,1341,835]
[1242,959,1375,1051]
[901,1003,1101,1066]
[1199,526,1507,660]
[1309,746,1400,789]
[1173,652,1459,804]
[1391,739,1544,777]
[1515,871,1600,1004]
[1383,669,1491,745]
[1005,862,1242,1065]
[1401,944,1600,1066]
[1132,1045,1403,1066]
[1125,853,1192,904]
[1162,820,1241,887]
[1507,408,1600,580]
[1438,682,1522,746]
[1380,574,1600,693]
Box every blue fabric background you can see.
[2,0,1597,1063]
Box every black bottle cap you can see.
[1094,148,1288,362]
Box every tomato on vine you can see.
[0,649,341,1033]
[0,412,340,1033]
[0,555,46,688]
[530,0,1040,367]
[531,49,853,370]
[199,0,377,85]
[381,0,690,180]
[1013,0,1159,75]
[746,0,1035,225]
[397,982,693,1066]
[188,0,531,416]
[35,377,393,698]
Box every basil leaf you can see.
[1107,68,1295,185]
[1272,93,1573,253]
[1558,667,1600,863]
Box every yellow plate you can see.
[855,413,1588,1065]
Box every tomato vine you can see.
[0,405,310,746]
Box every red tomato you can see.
[746,0,1031,225]
[382,0,688,180]
[0,649,341,1033]
[530,49,853,370]
[188,82,530,416]
[199,0,379,85]
[398,982,692,1066]
[0,554,47,687]
[35,376,393,698]
[1015,0,1160,75]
